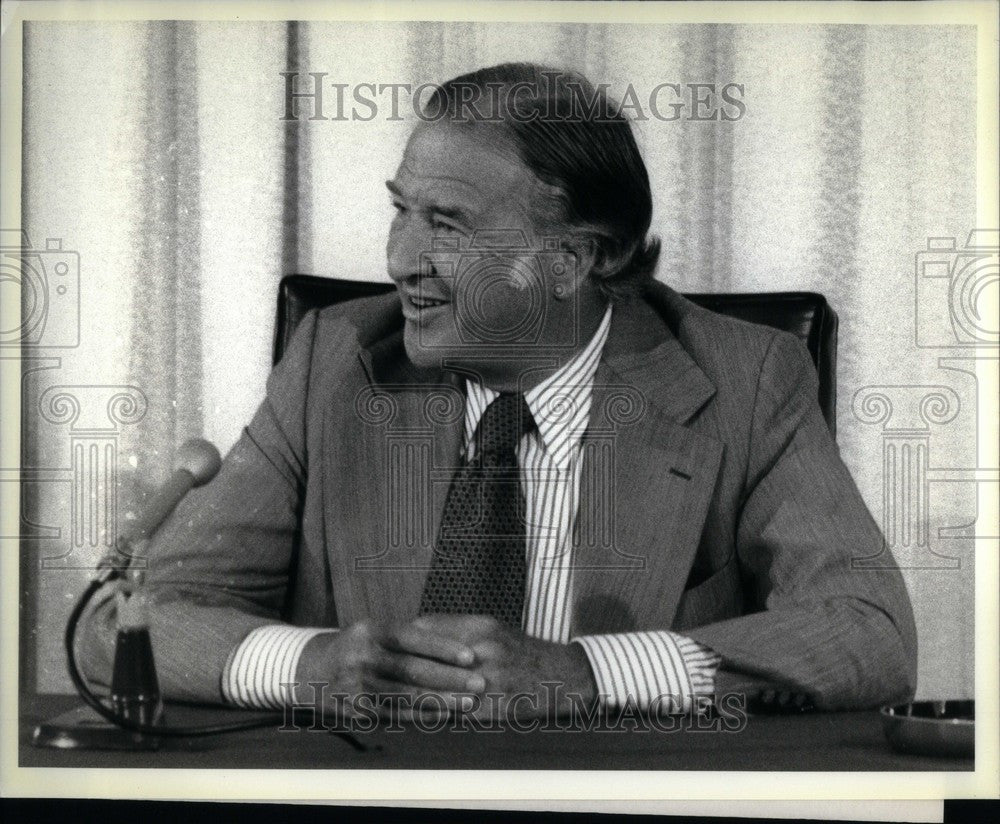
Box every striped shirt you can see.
[222,305,721,711]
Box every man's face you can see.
[386,122,579,377]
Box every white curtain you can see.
[22,21,291,692]
[23,21,979,699]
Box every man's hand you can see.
[389,614,599,720]
[295,619,482,722]
[296,615,599,723]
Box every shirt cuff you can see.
[571,631,721,714]
[221,624,336,710]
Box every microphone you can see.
[123,439,222,541]
[96,439,222,582]
[33,436,367,752]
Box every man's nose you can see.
[386,220,435,284]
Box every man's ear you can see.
[559,234,601,297]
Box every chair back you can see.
[274,274,838,435]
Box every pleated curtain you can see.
[22,21,977,698]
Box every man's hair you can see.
[424,63,660,300]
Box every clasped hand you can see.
[295,614,597,722]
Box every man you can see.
[80,64,917,720]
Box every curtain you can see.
[22,21,979,699]
[21,21,291,692]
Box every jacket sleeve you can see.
[685,332,918,709]
[77,310,321,704]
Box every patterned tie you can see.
[419,392,534,627]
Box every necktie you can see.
[419,392,534,627]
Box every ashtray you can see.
[880,700,974,758]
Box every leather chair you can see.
[274,274,839,436]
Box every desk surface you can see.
[20,694,973,771]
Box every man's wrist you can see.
[561,638,599,706]
[293,629,341,704]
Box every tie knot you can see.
[477,393,534,459]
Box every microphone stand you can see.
[35,540,365,751]
[32,443,366,752]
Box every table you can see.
[19,694,973,771]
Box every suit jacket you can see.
[80,282,918,709]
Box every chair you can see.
[274,274,838,436]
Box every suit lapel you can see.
[570,294,725,635]
[325,327,464,626]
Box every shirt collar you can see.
[464,304,614,468]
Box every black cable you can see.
[65,577,366,751]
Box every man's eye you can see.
[431,217,460,234]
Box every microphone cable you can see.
[65,574,367,751]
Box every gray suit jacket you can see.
[80,282,917,709]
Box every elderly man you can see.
[80,63,916,721]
